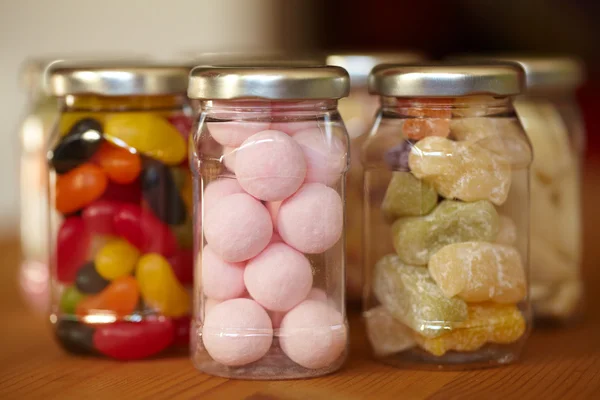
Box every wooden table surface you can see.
[2,163,600,400]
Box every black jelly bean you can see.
[50,118,104,174]
[75,261,110,294]
[55,319,96,355]
[141,158,186,225]
[384,140,415,172]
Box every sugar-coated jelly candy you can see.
[384,140,414,172]
[409,136,512,205]
[56,216,91,283]
[429,242,526,304]
[364,306,416,356]
[50,118,104,174]
[59,286,86,314]
[98,180,142,204]
[381,172,438,220]
[113,203,178,257]
[373,254,468,338]
[136,253,190,317]
[55,320,96,355]
[75,262,110,294]
[168,248,194,285]
[172,316,191,346]
[93,319,175,360]
[496,215,517,245]
[94,141,142,184]
[104,113,187,165]
[140,157,187,225]
[94,238,141,281]
[76,275,139,317]
[413,303,526,356]
[81,200,122,235]
[55,163,108,214]
[392,200,499,265]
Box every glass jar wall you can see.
[46,64,194,360]
[362,64,532,368]
[189,66,350,379]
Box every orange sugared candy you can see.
[94,142,142,184]
[76,275,139,318]
[55,163,108,214]
[402,99,451,140]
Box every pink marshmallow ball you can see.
[202,246,246,301]
[221,146,237,171]
[277,183,343,254]
[269,232,283,244]
[293,127,347,186]
[204,193,273,262]
[204,297,221,318]
[307,287,328,302]
[244,242,313,312]
[279,300,347,369]
[203,179,244,212]
[202,298,273,366]
[265,201,281,231]
[207,121,270,147]
[235,130,307,201]
[270,120,320,135]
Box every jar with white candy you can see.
[189,66,350,379]
[363,63,532,368]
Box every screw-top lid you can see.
[327,52,425,85]
[368,62,525,97]
[187,66,350,100]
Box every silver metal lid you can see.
[368,63,524,97]
[188,66,350,100]
[46,61,190,96]
[327,52,425,85]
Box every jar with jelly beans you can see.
[327,53,425,301]
[362,63,532,368]
[46,63,194,360]
[189,66,350,379]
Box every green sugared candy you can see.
[373,254,468,338]
[381,172,438,220]
[60,286,86,314]
[392,199,499,265]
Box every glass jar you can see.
[327,53,425,301]
[46,63,194,360]
[363,63,532,368]
[189,66,350,379]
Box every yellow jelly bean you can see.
[95,238,141,280]
[104,113,186,165]
[136,253,190,317]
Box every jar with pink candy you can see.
[189,66,351,379]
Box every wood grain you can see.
[1,163,600,400]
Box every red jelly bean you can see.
[172,316,190,346]
[56,163,108,214]
[167,248,194,285]
[81,200,123,235]
[56,217,91,283]
[113,204,178,257]
[167,115,193,143]
[99,180,142,204]
[93,319,175,360]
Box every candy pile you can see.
[366,104,529,358]
[199,118,348,370]
[51,112,194,360]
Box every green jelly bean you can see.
[60,286,86,314]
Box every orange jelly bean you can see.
[95,142,142,184]
[56,163,108,214]
[76,275,139,318]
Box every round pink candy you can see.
[207,121,270,147]
[203,179,244,212]
[265,201,281,231]
[293,127,347,186]
[307,288,328,302]
[202,246,246,301]
[204,297,221,317]
[279,300,347,369]
[202,298,273,366]
[244,242,313,312]
[277,183,343,253]
[270,120,319,135]
[235,130,306,201]
[204,193,272,262]
[221,146,237,171]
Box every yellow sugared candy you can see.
[94,238,141,280]
[409,136,512,205]
[414,303,526,356]
[429,242,526,304]
[136,253,190,317]
[104,113,186,165]
[495,215,517,245]
[364,306,416,356]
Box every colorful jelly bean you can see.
[55,320,96,355]
[55,163,108,214]
[167,115,193,144]
[98,180,142,204]
[172,217,193,249]
[81,200,122,235]
[59,286,87,314]
[50,118,104,174]
[93,319,175,360]
[56,216,91,283]
[59,113,105,136]
[75,262,110,294]
[172,316,191,346]
[136,253,190,317]
[94,238,141,280]
[76,276,139,318]
[141,157,187,225]
[94,141,142,184]
[167,248,194,285]
[104,113,186,165]
[113,204,178,257]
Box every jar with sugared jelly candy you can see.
[326,53,426,302]
[46,63,194,360]
[188,66,350,379]
[362,63,532,368]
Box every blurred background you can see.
[1,0,599,235]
